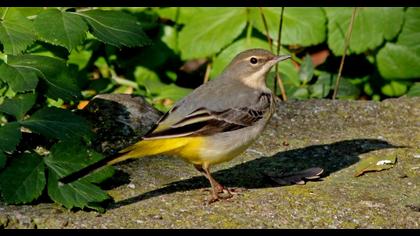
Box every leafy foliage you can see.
[178,8,247,59]
[44,141,112,211]
[34,9,88,51]
[0,8,37,55]
[0,62,39,93]
[0,7,151,210]
[7,54,81,101]
[0,122,21,152]
[0,153,46,204]
[75,10,152,48]
[19,107,92,141]
[0,93,36,120]
[250,7,326,46]
[0,7,419,211]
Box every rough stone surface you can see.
[1,97,419,229]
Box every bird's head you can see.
[222,48,291,90]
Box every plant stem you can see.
[259,7,273,52]
[204,62,211,83]
[275,7,287,101]
[110,68,139,89]
[332,7,357,100]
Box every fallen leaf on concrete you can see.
[354,155,397,177]
[264,167,324,186]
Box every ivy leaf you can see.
[19,107,92,141]
[178,8,247,59]
[0,62,39,93]
[250,7,326,46]
[34,9,88,51]
[7,54,81,101]
[0,93,36,120]
[325,8,403,56]
[0,8,37,55]
[75,10,151,48]
[407,83,420,97]
[44,141,112,210]
[0,122,22,152]
[397,7,420,55]
[377,43,420,80]
[0,153,46,204]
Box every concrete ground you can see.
[1,97,419,228]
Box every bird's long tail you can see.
[58,137,197,184]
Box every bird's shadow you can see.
[108,138,399,209]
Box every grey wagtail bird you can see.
[60,48,291,203]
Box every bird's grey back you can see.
[161,74,268,127]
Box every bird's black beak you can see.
[273,55,291,62]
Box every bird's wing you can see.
[143,93,272,140]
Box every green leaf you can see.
[47,171,109,211]
[0,122,21,152]
[8,54,81,101]
[0,152,5,169]
[19,107,92,141]
[134,66,163,94]
[309,73,333,98]
[299,55,314,84]
[0,8,37,54]
[381,8,404,40]
[381,81,408,97]
[154,84,193,102]
[335,77,361,100]
[0,62,39,92]
[75,10,151,48]
[161,25,178,53]
[44,141,111,210]
[0,93,36,120]
[155,7,203,25]
[68,48,93,69]
[355,154,397,177]
[397,7,420,55]
[34,9,88,51]
[325,7,403,55]
[0,153,46,204]
[377,43,420,80]
[250,7,326,46]
[291,87,309,100]
[178,8,247,59]
[407,82,420,97]
[134,66,192,102]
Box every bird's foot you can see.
[206,187,247,204]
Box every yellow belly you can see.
[109,137,205,165]
[109,136,245,166]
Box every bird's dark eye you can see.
[250,57,258,64]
